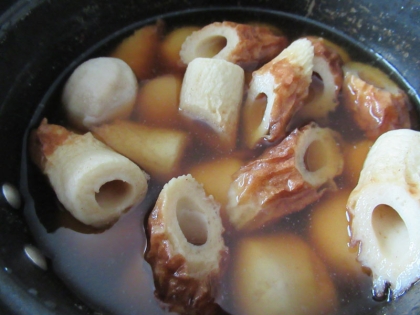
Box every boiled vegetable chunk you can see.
[92,120,190,181]
[111,24,161,80]
[232,233,337,315]
[188,157,243,206]
[309,189,365,279]
[135,74,182,127]
[159,26,200,72]
[343,139,374,188]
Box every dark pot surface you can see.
[0,0,419,314]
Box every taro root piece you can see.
[233,233,338,315]
[226,122,343,231]
[92,120,190,182]
[30,119,148,227]
[342,62,411,140]
[146,175,228,314]
[343,139,374,188]
[242,38,314,148]
[111,24,161,80]
[62,57,138,130]
[135,74,182,128]
[159,26,200,72]
[309,189,365,279]
[188,157,243,206]
[179,57,244,151]
[180,21,288,70]
[297,36,344,120]
[347,129,420,299]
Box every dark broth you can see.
[22,8,419,315]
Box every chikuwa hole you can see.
[246,93,268,131]
[95,180,132,210]
[176,198,208,245]
[196,35,227,58]
[306,72,324,104]
[304,140,327,172]
[372,204,409,260]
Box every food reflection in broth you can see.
[27,16,417,315]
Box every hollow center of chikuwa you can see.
[177,198,208,246]
[304,140,326,172]
[246,92,268,132]
[196,35,227,58]
[372,204,409,261]
[95,180,132,210]
[306,73,324,104]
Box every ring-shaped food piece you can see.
[227,122,343,231]
[30,119,148,227]
[242,38,314,148]
[347,129,420,299]
[342,62,411,140]
[146,175,228,313]
[297,36,344,120]
[180,21,288,70]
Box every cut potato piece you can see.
[233,233,337,315]
[309,189,364,279]
[188,157,243,206]
[159,26,200,72]
[227,122,343,230]
[62,57,137,130]
[343,139,374,188]
[92,120,190,181]
[180,21,288,70]
[243,38,314,148]
[180,57,244,151]
[135,74,182,127]
[111,24,161,80]
[30,119,148,227]
[146,175,228,313]
[347,129,420,299]
[342,62,411,140]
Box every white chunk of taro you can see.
[296,36,344,120]
[146,175,228,314]
[233,233,337,315]
[180,21,288,70]
[347,129,420,299]
[242,38,314,148]
[30,119,148,227]
[62,57,137,130]
[179,57,244,151]
[226,122,343,231]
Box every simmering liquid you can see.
[22,8,418,315]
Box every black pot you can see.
[0,0,419,314]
